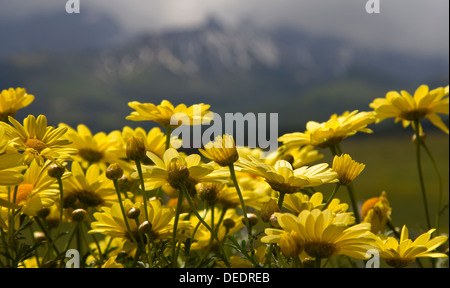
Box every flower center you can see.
[304,241,336,259]
[25,138,48,153]
[74,190,105,207]
[268,181,299,194]
[385,257,414,268]
[15,184,35,204]
[78,148,104,163]
[400,109,429,121]
[314,136,345,149]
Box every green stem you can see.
[56,177,65,238]
[34,217,60,256]
[83,221,104,262]
[277,191,286,210]
[135,160,149,222]
[228,164,254,255]
[165,127,173,150]
[112,179,138,246]
[421,140,444,234]
[182,183,230,267]
[323,184,341,210]
[315,256,322,268]
[171,186,184,268]
[413,120,432,230]
[346,184,361,223]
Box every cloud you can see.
[1,0,448,57]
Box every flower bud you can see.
[33,231,46,243]
[280,154,294,166]
[127,207,141,219]
[71,208,87,222]
[197,183,224,204]
[223,218,235,230]
[167,159,190,189]
[126,136,147,161]
[47,163,65,179]
[269,213,281,228]
[37,208,50,219]
[138,221,153,236]
[412,133,427,144]
[243,213,258,227]
[260,199,280,222]
[106,163,124,180]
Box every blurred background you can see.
[0,0,448,233]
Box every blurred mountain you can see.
[0,15,448,134]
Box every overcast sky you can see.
[0,0,449,58]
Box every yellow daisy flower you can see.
[60,123,128,170]
[62,161,116,210]
[126,100,213,129]
[332,153,365,186]
[199,134,239,167]
[0,127,27,185]
[214,183,271,210]
[121,126,181,160]
[0,87,34,122]
[1,160,65,216]
[282,192,354,224]
[278,110,375,149]
[370,84,449,134]
[134,148,225,194]
[361,191,392,234]
[236,155,338,195]
[262,209,376,261]
[89,198,192,251]
[374,225,448,268]
[266,145,324,169]
[0,115,77,165]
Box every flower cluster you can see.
[0,84,448,268]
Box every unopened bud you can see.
[280,154,294,166]
[223,218,235,230]
[33,231,46,242]
[126,137,147,161]
[302,258,315,268]
[412,133,426,143]
[127,207,141,219]
[167,159,190,189]
[243,213,258,227]
[260,199,280,222]
[71,208,87,222]
[37,208,50,219]
[197,183,224,204]
[106,163,124,180]
[138,221,153,236]
[47,163,65,178]
[269,213,281,228]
